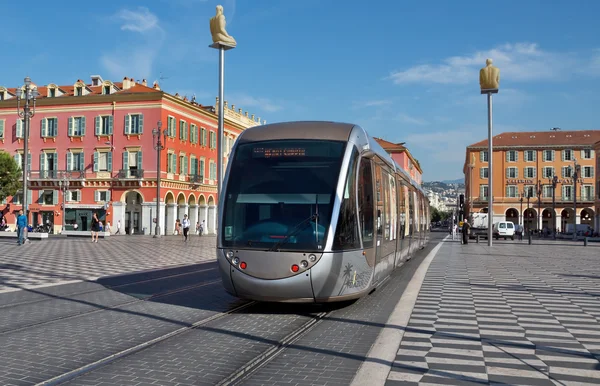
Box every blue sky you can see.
[2,0,600,181]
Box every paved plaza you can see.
[386,237,600,385]
[0,235,216,293]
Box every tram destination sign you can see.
[252,147,306,158]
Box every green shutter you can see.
[0,120,4,138]
[16,119,23,138]
[27,154,31,171]
[27,190,32,206]
[123,151,129,170]
[107,152,113,171]
[93,152,99,172]
[184,156,188,175]
[200,159,205,178]
[137,151,142,170]
[53,190,59,205]
[68,117,73,136]
[81,117,86,136]
[53,118,58,136]
[107,190,112,201]
[67,152,72,171]
[94,191,99,202]
[79,152,85,171]
[37,190,43,204]
[138,114,144,134]
[190,158,197,175]
[505,152,510,162]
[108,116,114,135]
[172,154,176,173]
[41,118,48,137]
[40,154,45,171]
[125,115,131,134]
[95,116,101,135]
[53,153,58,172]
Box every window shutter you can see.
[122,151,129,171]
[93,152,99,172]
[198,159,203,178]
[41,118,48,137]
[53,153,58,172]
[533,167,536,178]
[95,116,101,135]
[581,150,585,159]
[37,191,43,204]
[14,154,20,169]
[27,153,31,171]
[137,151,142,171]
[107,152,113,171]
[53,190,59,205]
[185,156,189,175]
[67,152,72,171]
[79,117,86,136]
[505,168,509,178]
[79,152,85,171]
[108,116,114,135]
[138,114,144,134]
[0,120,4,138]
[26,190,32,206]
[107,190,112,202]
[40,154,45,171]
[561,150,565,161]
[532,151,536,161]
[68,117,74,136]
[94,191,99,202]
[173,154,177,174]
[179,122,183,139]
[125,115,130,135]
[515,151,519,162]
[191,158,197,175]
[16,120,23,138]
[505,152,510,162]
[515,168,518,178]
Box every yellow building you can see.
[463,129,600,232]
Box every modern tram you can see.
[217,121,430,303]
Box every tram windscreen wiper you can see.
[269,214,318,251]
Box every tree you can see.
[430,207,442,223]
[0,151,21,203]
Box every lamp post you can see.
[59,171,70,233]
[550,175,558,239]
[15,76,39,225]
[152,121,166,238]
[526,192,531,234]
[572,158,580,240]
[536,180,542,235]
[209,5,236,231]
[479,58,500,247]
[519,190,524,227]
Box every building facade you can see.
[374,138,423,185]
[464,129,600,233]
[0,75,264,235]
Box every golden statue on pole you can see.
[210,5,237,47]
[479,58,500,90]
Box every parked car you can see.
[493,221,515,240]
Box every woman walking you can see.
[91,213,100,243]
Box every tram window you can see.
[333,148,360,250]
[382,171,391,241]
[357,158,374,248]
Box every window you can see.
[97,152,109,171]
[125,114,143,135]
[582,149,593,160]
[0,91,4,100]
[190,124,198,144]
[480,167,489,179]
[210,161,216,180]
[583,166,594,178]
[542,185,553,198]
[199,158,205,178]
[524,167,536,178]
[562,185,573,200]
[179,155,188,175]
[0,119,4,139]
[39,190,58,206]
[505,185,518,198]
[524,185,535,198]
[524,150,536,162]
[479,185,489,199]
[69,116,86,136]
[49,88,56,98]
[179,121,188,141]
[562,149,573,161]
[76,87,83,96]
[562,166,573,178]
[16,119,25,138]
[480,151,488,162]
[201,128,207,146]
[506,150,518,162]
[42,118,58,137]
[357,158,374,248]
[95,116,113,136]
[582,185,594,201]
[103,86,111,95]
[506,167,518,178]
[95,190,111,202]
[67,190,81,202]
[543,150,555,162]
[167,116,176,137]
[543,167,554,178]
[167,153,177,173]
[40,152,58,178]
[333,148,360,250]
[210,131,216,149]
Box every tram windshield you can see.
[222,139,346,251]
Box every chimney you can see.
[142,79,148,87]
[153,81,161,90]
[122,76,131,90]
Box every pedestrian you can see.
[91,213,100,243]
[182,214,190,242]
[462,219,471,245]
[16,209,27,246]
[116,220,121,234]
[106,221,111,235]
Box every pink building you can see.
[374,137,423,185]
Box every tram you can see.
[217,121,430,303]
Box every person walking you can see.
[115,220,121,235]
[182,214,190,242]
[462,219,471,245]
[91,213,100,243]
[16,210,27,246]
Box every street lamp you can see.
[526,191,531,234]
[15,76,39,225]
[59,171,71,233]
[152,121,166,238]
[519,190,525,226]
[549,175,558,239]
[536,180,542,235]
[572,158,581,240]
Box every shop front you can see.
[64,204,106,231]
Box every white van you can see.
[493,221,515,240]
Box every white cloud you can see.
[228,93,282,113]
[388,42,598,85]
[353,100,392,108]
[396,113,428,126]
[101,8,165,81]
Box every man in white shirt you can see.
[182,214,190,242]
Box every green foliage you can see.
[0,151,21,203]
[430,207,453,222]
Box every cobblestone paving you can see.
[0,235,216,293]
[386,239,600,385]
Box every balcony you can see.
[188,174,204,184]
[117,169,144,179]
[29,170,86,180]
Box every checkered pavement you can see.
[0,235,216,293]
[386,239,600,385]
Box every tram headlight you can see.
[226,250,234,259]
[308,254,317,262]
[232,257,240,265]
[300,260,309,268]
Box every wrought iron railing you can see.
[118,169,144,179]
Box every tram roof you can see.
[237,121,356,144]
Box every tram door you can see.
[374,162,385,283]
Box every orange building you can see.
[0,75,264,235]
[463,129,600,233]
[595,140,600,231]
[374,138,423,185]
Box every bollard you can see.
[584,237,588,247]
[476,235,480,243]
[528,234,532,245]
